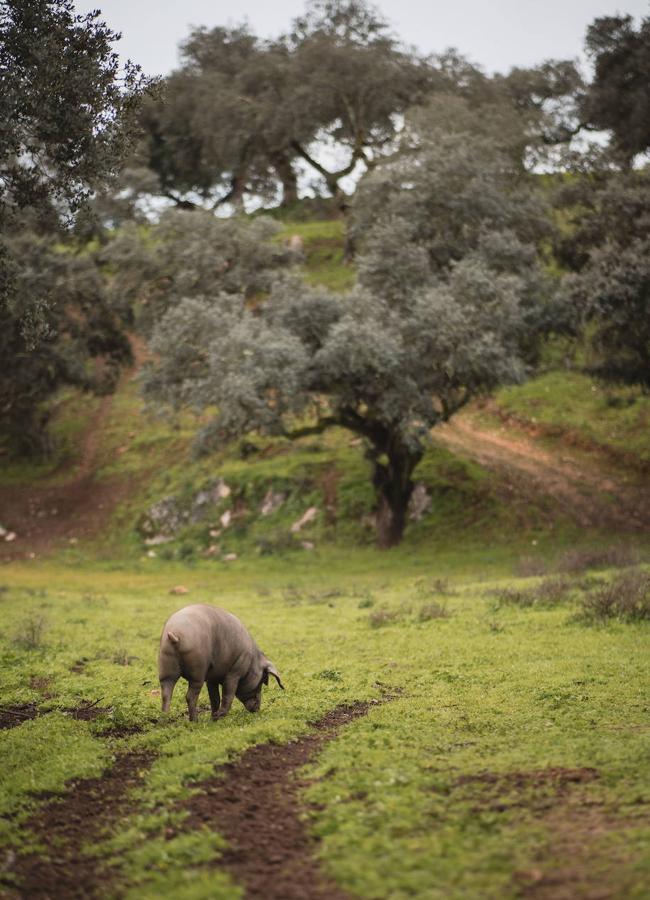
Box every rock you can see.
[205,544,221,556]
[209,528,222,538]
[138,496,186,538]
[147,550,157,558]
[68,537,78,545]
[144,535,173,546]
[222,553,238,562]
[5,531,17,542]
[301,541,315,550]
[260,489,286,516]
[213,479,231,500]
[290,506,319,533]
[220,510,232,529]
[169,585,189,595]
[408,483,431,521]
[287,234,304,254]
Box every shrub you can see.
[15,614,48,650]
[418,602,449,621]
[556,545,639,574]
[489,577,572,608]
[369,608,400,628]
[578,569,650,623]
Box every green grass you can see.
[1,552,649,898]
[493,371,650,468]
[278,219,356,291]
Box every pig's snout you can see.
[243,694,261,713]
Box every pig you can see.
[158,604,284,722]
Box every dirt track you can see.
[433,412,650,533]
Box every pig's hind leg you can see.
[207,681,221,719]
[185,679,204,722]
[160,677,178,713]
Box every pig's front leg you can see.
[185,679,203,722]
[207,681,221,719]
[213,674,238,720]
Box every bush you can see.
[556,545,639,574]
[14,614,48,650]
[489,577,572,608]
[418,602,449,621]
[578,569,650,623]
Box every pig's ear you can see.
[264,663,285,690]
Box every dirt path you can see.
[0,336,151,563]
[5,751,154,899]
[433,411,650,532]
[0,394,123,562]
[178,702,377,899]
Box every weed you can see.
[489,577,572,609]
[513,556,548,577]
[577,569,650,623]
[368,608,400,628]
[112,649,137,666]
[14,614,48,650]
[317,669,343,682]
[556,545,639,574]
[256,531,299,555]
[414,577,456,597]
[82,592,108,607]
[418,601,449,621]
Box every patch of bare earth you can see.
[0,341,151,563]
[455,767,648,900]
[433,410,650,532]
[4,751,154,899]
[0,703,39,730]
[177,701,377,899]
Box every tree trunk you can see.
[371,442,422,549]
[273,155,298,208]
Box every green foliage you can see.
[581,14,650,162]
[0,0,149,219]
[0,0,150,457]
[0,233,132,457]
[145,135,554,546]
[105,210,295,332]
[138,0,432,208]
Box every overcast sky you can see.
[79,0,649,77]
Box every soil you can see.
[177,701,377,899]
[5,751,154,899]
[0,703,39,730]
[432,410,650,532]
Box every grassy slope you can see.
[493,371,650,468]
[1,557,649,898]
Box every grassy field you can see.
[1,549,649,898]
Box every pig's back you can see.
[161,604,255,679]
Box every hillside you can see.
[1,220,649,567]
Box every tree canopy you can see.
[580,15,650,164]
[144,135,555,546]
[0,0,150,456]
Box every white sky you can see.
[79,0,650,77]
